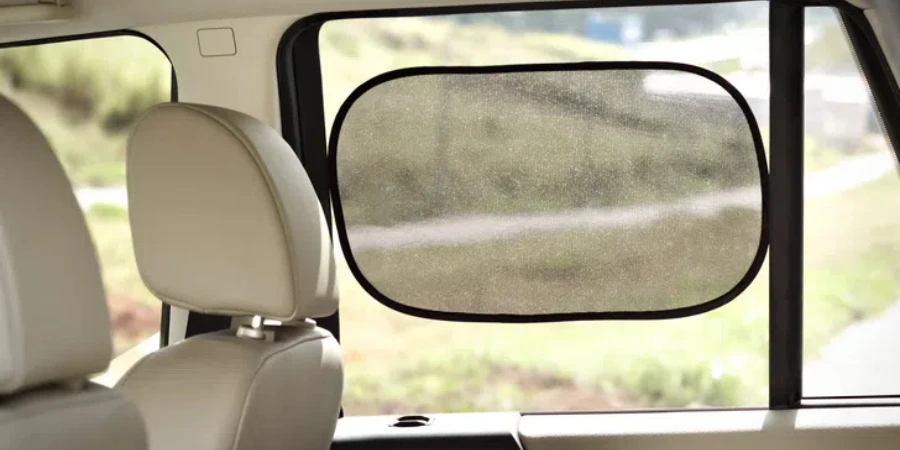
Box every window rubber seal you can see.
[768,0,805,410]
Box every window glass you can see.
[802,8,900,397]
[0,36,172,356]
[333,67,766,318]
[322,3,774,414]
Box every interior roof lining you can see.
[0,0,870,46]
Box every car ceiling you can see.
[0,0,874,44]
[0,0,541,43]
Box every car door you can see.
[287,0,900,448]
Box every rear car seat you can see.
[117,103,343,450]
[0,95,147,450]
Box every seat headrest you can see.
[0,96,112,394]
[127,103,338,321]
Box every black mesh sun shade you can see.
[329,61,768,322]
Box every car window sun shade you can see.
[329,61,768,322]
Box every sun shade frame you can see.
[328,61,770,323]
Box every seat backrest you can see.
[0,95,147,450]
[117,103,342,450]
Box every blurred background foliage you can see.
[0,37,170,186]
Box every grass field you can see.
[337,173,900,413]
[319,17,630,126]
[83,205,160,355]
[75,169,900,409]
[0,36,170,187]
[0,36,170,131]
[71,169,900,407]
[352,209,761,315]
[336,69,761,226]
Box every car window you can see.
[0,35,172,356]
[312,2,900,414]
[321,2,774,414]
[802,8,900,398]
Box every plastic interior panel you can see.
[519,407,900,450]
[332,413,523,450]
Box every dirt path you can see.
[74,152,896,251]
[346,151,896,251]
[76,185,127,209]
[805,302,900,396]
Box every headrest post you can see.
[236,315,268,340]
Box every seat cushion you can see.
[118,324,342,450]
[0,383,146,450]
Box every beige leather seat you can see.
[0,96,147,449]
[117,103,343,450]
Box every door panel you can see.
[332,408,900,450]
[332,413,522,450]
[519,408,900,450]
